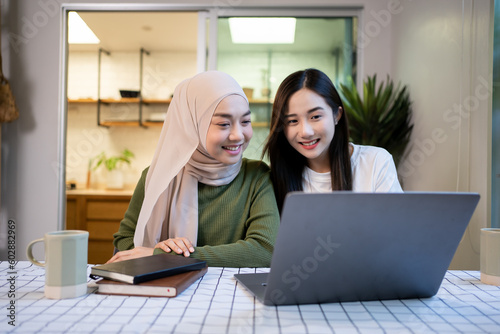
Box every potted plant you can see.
[91,148,135,189]
[338,74,413,168]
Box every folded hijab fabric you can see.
[133,71,248,248]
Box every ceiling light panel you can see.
[229,17,296,44]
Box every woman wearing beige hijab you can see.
[107,71,280,267]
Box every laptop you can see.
[234,191,480,305]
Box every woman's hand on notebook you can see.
[105,247,154,264]
[155,237,195,257]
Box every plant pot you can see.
[106,170,124,189]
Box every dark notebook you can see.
[96,266,208,297]
[90,253,207,284]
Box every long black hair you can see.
[263,68,352,212]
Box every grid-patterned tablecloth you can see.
[1,261,500,333]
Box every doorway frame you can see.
[58,4,363,230]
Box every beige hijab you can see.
[133,71,248,247]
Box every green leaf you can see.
[90,148,135,172]
[339,74,413,167]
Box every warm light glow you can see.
[68,12,100,44]
[229,18,296,44]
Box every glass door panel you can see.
[216,16,357,161]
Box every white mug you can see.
[26,230,89,299]
[480,228,500,286]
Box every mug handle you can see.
[26,238,45,267]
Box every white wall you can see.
[391,0,493,269]
[0,0,492,267]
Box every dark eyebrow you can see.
[213,110,251,118]
[284,106,324,118]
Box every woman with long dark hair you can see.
[263,68,402,212]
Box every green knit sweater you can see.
[113,159,280,267]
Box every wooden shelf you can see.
[101,98,172,104]
[71,98,263,104]
[69,96,170,127]
[99,120,267,128]
[68,98,172,104]
[100,121,141,127]
[70,97,268,128]
[68,98,97,104]
[142,98,172,104]
[142,121,164,127]
[100,120,166,127]
[70,98,262,105]
[100,98,140,104]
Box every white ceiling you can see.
[70,12,199,52]
[70,11,349,53]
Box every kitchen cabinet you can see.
[66,192,132,264]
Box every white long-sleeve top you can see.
[302,143,403,193]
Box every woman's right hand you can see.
[155,237,195,257]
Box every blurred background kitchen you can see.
[65,11,362,263]
[66,12,357,191]
[0,1,493,268]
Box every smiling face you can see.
[206,94,253,165]
[284,88,341,173]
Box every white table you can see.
[2,261,500,333]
